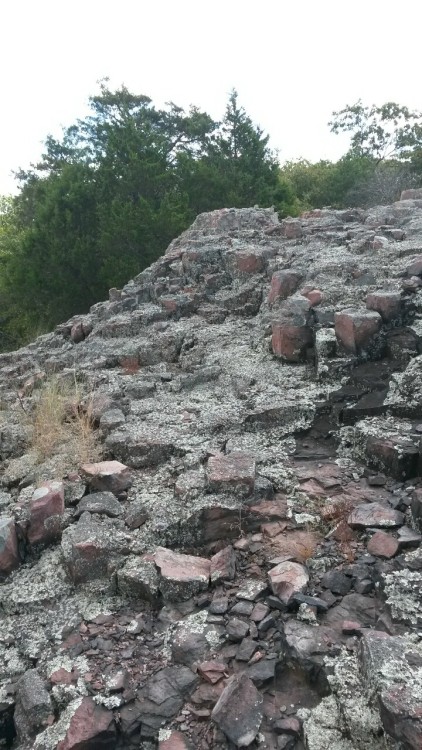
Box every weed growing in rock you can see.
[25,376,102,468]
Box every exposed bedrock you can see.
[1,200,422,748]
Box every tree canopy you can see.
[1,89,422,351]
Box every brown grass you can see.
[28,376,102,468]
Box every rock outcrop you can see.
[1,198,422,749]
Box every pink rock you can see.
[80,460,133,495]
[342,620,363,635]
[50,668,78,685]
[348,503,404,529]
[271,322,312,361]
[27,481,65,545]
[268,560,309,604]
[233,251,265,274]
[366,292,402,322]
[57,697,116,749]
[210,546,236,583]
[207,452,255,497]
[367,531,399,558]
[301,288,323,307]
[334,309,382,354]
[197,661,227,684]
[268,271,302,304]
[159,730,194,750]
[0,517,19,577]
[280,219,303,239]
[154,547,210,602]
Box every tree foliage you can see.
[2,89,422,351]
[329,100,422,162]
[0,85,284,346]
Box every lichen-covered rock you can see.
[117,556,159,600]
[33,696,116,750]
[61,515,131,583]
[0,516,19,577]
[14,668,53,740]
[27,481,65,545]
[206,452,256,497]
[154,547,210,602]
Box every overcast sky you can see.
[1,0,420,195]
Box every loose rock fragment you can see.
[80,460,133,496]
[211,673,263,747]
[268,561,309,604]
[154,547,210,601]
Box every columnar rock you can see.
[27,481,65,545]
[335,308,382,354]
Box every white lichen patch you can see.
[34,697,83,749]
[383,569,422,625]
[93,693,123,709]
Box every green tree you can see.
[329,100,422,162]
[1,84,286,348]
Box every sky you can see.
[1,0,420,195]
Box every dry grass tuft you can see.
[28,376,102,468]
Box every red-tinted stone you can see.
[348,503,404,529]
[271,322,312,362]
[379,684,422,750]
[210,545,236,583]
[268,561,309,604]
[159,730,194,750]
[233,251,265,274]
[342,620,363,635]
[367,531,399,558]
[70,322,85,343]
[27,481,65,545]
[365,435,419,481]
[80,460,133,495]
[268,271,302,304]
[207,452,255,496]
[211,673,263,747]
[335,309,382,354]
[49,668,78,685]
[0,517,19,578]
[197,661,227,684]
[57,697,116,750]
[303,288,323,307]
[280,219,303,239]
[154,547,210,602]
[366,292,402,322]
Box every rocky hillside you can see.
[1,192,422,750]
